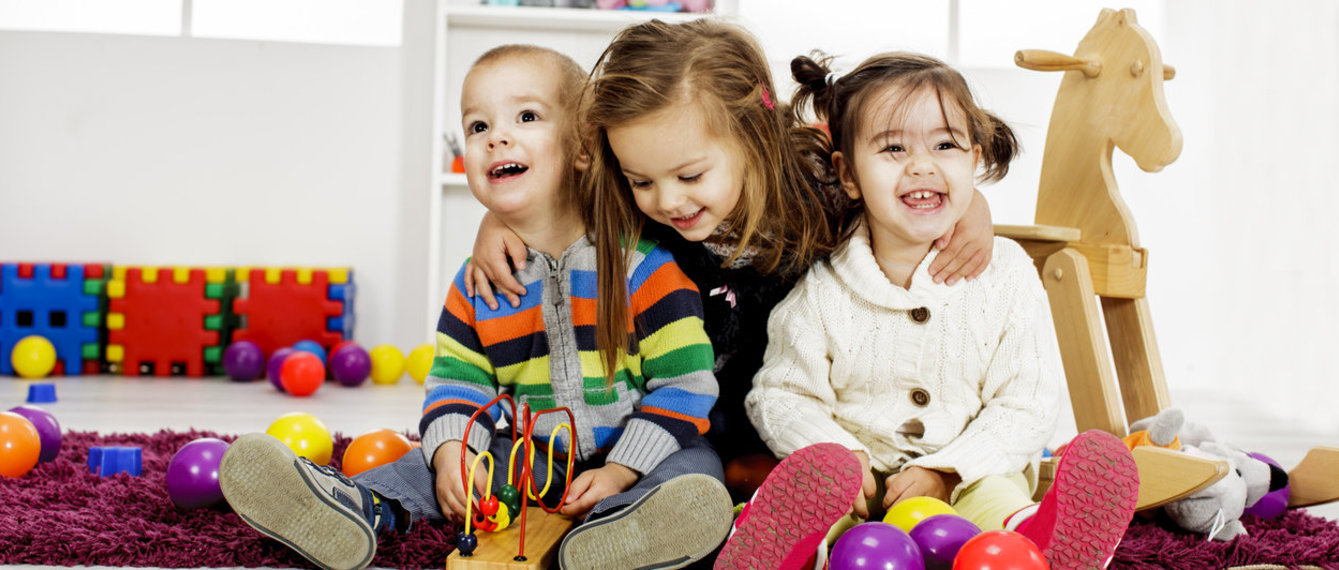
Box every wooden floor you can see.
[2,375,1336,569]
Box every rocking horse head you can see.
[1018,8,1181,172]
[1016,8,1182,245]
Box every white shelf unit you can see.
[425,0,736,335]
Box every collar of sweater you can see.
[830,222,960,310]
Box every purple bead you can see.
[165,438,230,509]
[267,347,296,392]
[7,405,61,462]
[908,514,981,570]
[223,340,265,382]
[1244,452,1290,519]
[330,343,372,387]
[830,522,924,570]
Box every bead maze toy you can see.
[232,267,354,356]
[446,395,577,570]
[106,267,236,376]
[0,262,108,376]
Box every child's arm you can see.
[904,246,1062,493]
[602,245,719,478]
[464,211,530,310]
[929,188,993,285]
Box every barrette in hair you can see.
[825,72,842,86]
[760,84,775,110]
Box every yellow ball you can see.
[368,345,405,385]
[883,495,957,532]
[11,335,57,379]
[265,412,333,465]
[406,344,434,385]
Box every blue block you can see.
[26,382,57,403]
[87,446,142,477]
[0,264,102,376]
[327,272,356,339]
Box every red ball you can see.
[279,352,325,397]
[952,530,1048,570]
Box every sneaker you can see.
[557,473,734,569]
[1015,430,1139,569]
[220,433,383,570]
[714,443,863,570]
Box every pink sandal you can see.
[714,443,863,570]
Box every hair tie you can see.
[760,84,775,110]
[825,72,842,86]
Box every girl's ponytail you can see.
[790,53,837,125]
[977,111,1019,184]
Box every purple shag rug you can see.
[2,429,1339,568]
[0,429,459,568]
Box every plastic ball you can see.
[165,437,230,509]
[292,339,328,366]
[456,531,478,555]
[830,522,924,570]
[223,340,265,382]
[368,345,405,385]
[267,347,296,392]
[909,514,981,570]
[280,352,325,397]
[265,412,333,465]
[497,483,522,515]
[341,429,413,476]
[406,343,434,384]
[6,405,61,462]
[951,530,1048,570]
[0,411,41,478]
[884,495,958,532]
[1244,452,1289,519]
[330,343,372,387]
[11,335,57,379]
[488,500,512,531]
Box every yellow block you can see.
[173,267,191,284]
[113,266,128,281]
[328,268,350,284]
[106,344,124,362]
[107,280,125,299]
[265,268,282,284]
[205,267,228,283]
[141,267,159,283]
[296,268,313,285]
[107,313,125,330]
[236,267,252,282]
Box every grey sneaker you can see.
[558,473,734,570]
[220,433,379,570]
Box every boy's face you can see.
[460,57,569,219]
[835,84,979,252]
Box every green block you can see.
[82,311,100,328]
[81,343,99,360]
[84,279,104,296]
[203,345,221,363]
[204,315,222,331]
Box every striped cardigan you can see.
[419,236,718,476]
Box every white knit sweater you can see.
[746,225,1062,497]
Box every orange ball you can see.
[280,352,325,397]
[342,429,413,476]
[0,411,42,478]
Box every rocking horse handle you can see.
[1016,49,1176,81]
[1015,49,1102,78]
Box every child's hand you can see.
[882,466,961,509]
[851,450,878,520]
[559,462,641,518]
[464,211,529,310]
[432,441,489,522]
[929,188,993,285]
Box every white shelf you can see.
[445,5,709,32]
[439,172,468,187]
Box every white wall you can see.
[0,30,425,349]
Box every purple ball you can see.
[830,522,924,570]
[223,340,265,382]
[330,343,372,387]
[267,347,296,392]
[908,514,981,570]
[166,437,230,509]
[1244,452,1290,519]
[6,404,61,462]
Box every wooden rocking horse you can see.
[1002,8,1339,511]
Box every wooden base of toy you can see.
[446,508,575,570]
[1288,446,1339,508]
[1034,446,1228,511]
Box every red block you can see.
[108,268,220,377]
[233,269,345,357]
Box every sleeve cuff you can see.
[421,413,494,469]
[606,420,681,475]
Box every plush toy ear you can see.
[1268,463,1289,492]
